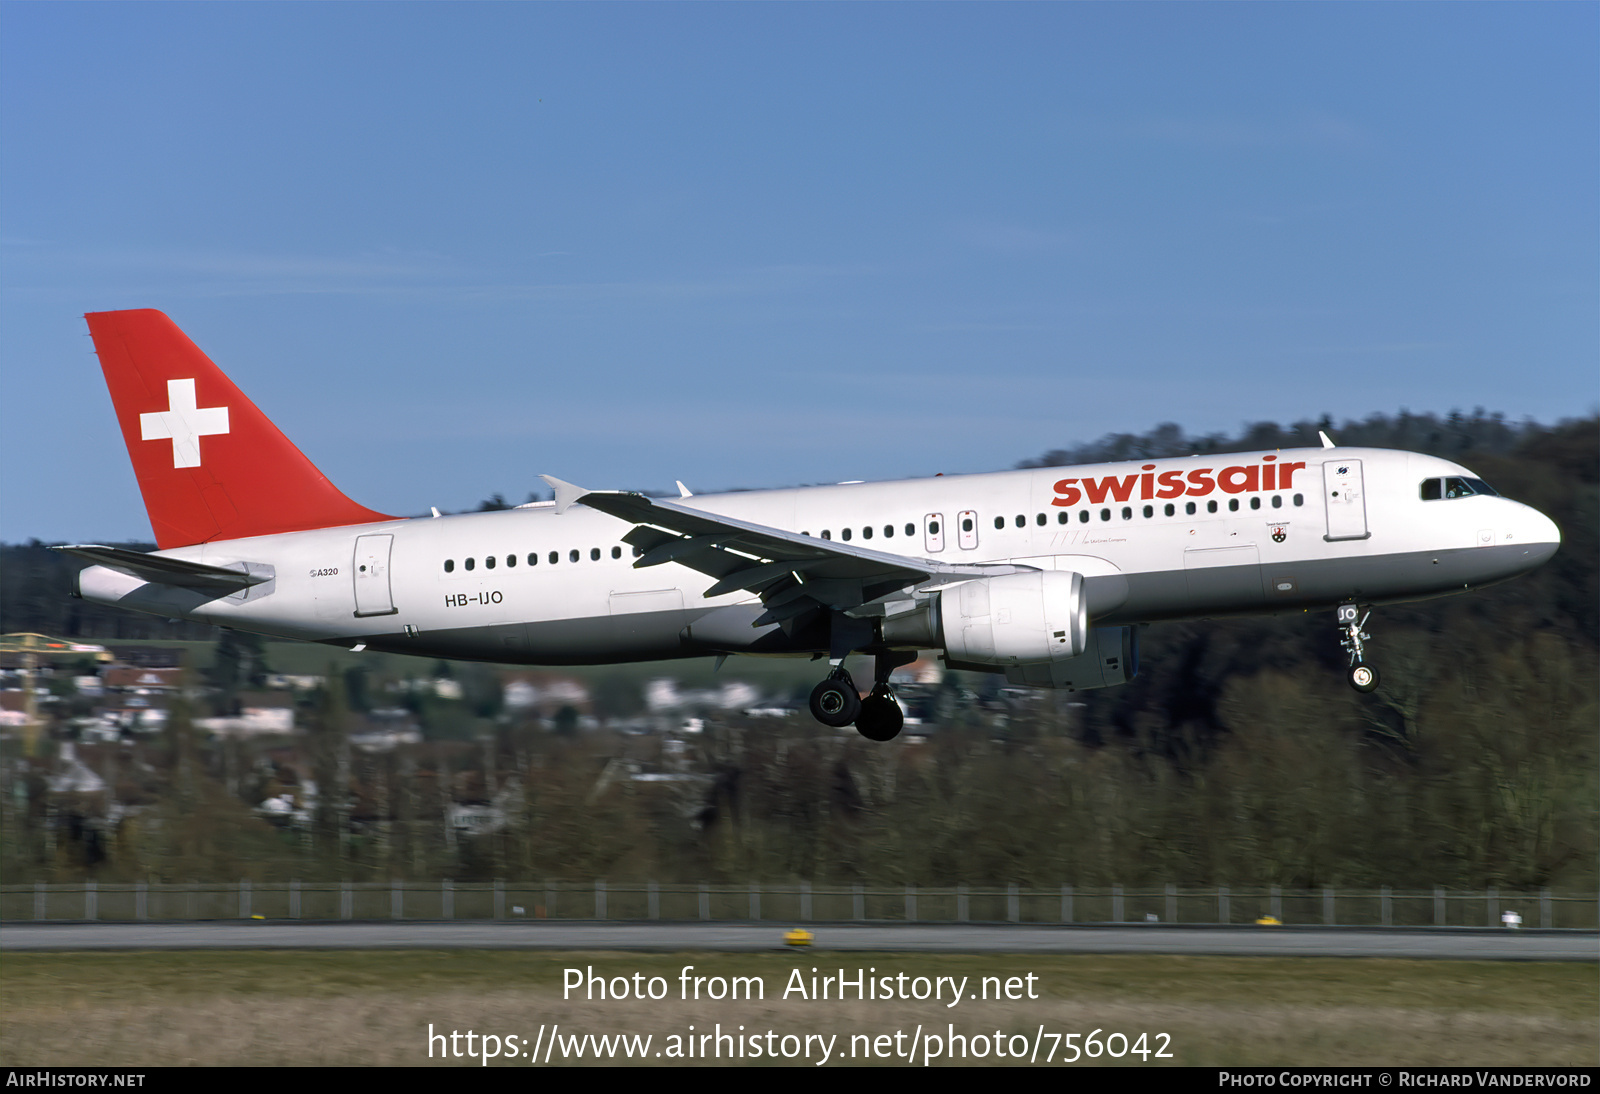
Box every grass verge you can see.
[2,950,1593,1066]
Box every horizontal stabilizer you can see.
[53,545,270,593]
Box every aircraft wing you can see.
[542,476,1033,625]
[52,545,270,594]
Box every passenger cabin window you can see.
[841,528,852,541]
[904,523,915,536]
[1058,512,1069,524]
[444,559,455,573]
[1036,513,1047,526]
[1121,507,1132,520]
[465,558,476,571]
[569,549,580,563]
[862,526,873,539]
[1164,503,1175,517]
[485,555,496,569]
[1293,494,1304,506]
[884,525,894,538]
[1014,514,1025,528]
[590,548,601,561]
[994,516,1004,530]
[1186,502,1196,515]
[1079,510,1090,523]
[549,552,559,564]
[612,546,622,559]
[1207,500,1218,513]
[527,553,539,566]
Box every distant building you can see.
[197,692,296,736]
[47,742,107,795]
[105,646,185,669]
[265,673,325,691]
[350,708,423,751]
[0,634,111,666]
[644,678,760,713]
[502,673,589,711]
[102,667,184,691]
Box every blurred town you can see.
[2,413,1594,894]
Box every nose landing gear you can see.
[1337,602,1380,693]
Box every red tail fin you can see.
[87,309,396,549]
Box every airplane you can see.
[60,309,1563,741]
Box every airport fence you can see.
[2,881,1595,929]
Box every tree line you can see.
[2,411,1593,890]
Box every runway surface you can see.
[2,921,1593,960]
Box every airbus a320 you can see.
[63,310,1562,741]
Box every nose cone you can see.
[1514,504,1561,570]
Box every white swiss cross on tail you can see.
[139,378,229,468]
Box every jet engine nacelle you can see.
[1004,625,1139,691]
[937,570,1089,666]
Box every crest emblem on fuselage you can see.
[1270,523,1288,543]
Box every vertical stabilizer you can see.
[86,309,395,548]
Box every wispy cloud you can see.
[0,242,874,307]
[1071,112,1370,153]
[3,240,451,280]
[1290,339,1457,356]
[952,220,1077,253]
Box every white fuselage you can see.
[76,446,1561,666]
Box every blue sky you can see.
[3,3,1595,543]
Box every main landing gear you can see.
[1337,601,1380,693]
[808,668,861,728]
[808,651,912,741]
[855,684,905,742]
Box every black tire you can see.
[809,679,861,727]
[1347,664,1380,693]
[855,694,904,741]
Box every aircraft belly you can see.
[349,609,702,665]
[1100,543,1548,625]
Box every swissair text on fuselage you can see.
[1053,457,1307,507]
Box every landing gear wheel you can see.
[1347,664,1380,693]
[855,690,904,742]
[809,677,861,728]
[1337,602,1380,695]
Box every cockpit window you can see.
[1424,476,1499,500]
